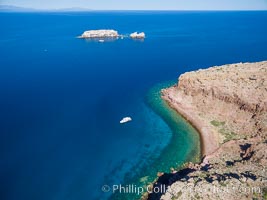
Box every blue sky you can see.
[1,0,267,10]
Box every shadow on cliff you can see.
[147,168,196,200]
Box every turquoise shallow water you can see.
[110,82,201,200]
[0,11,267,200]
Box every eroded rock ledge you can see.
[147,61,267,200]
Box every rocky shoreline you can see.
[147,61,267,200]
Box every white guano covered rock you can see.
[79,29,119,38]
[130,32,145,39]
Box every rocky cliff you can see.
[147,61,267,200]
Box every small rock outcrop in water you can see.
[79,29,119,38]
[130,32,145,39]
[147,61,267,200]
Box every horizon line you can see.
[1,4,267,12]
[1,9,267,12]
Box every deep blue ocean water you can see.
[0,11,267,200]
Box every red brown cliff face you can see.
[159,61,267,200]
[177,62,267,114]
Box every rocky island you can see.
[147,61,267,200]
[78,29,119,38]
[130,32,145,39]
[78,30,146,40]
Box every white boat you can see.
[99,39,104,43]
[120,117,132,124]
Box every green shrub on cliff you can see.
[219,128,238,143]
[263,187,267,199]
[210,120,225,127]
